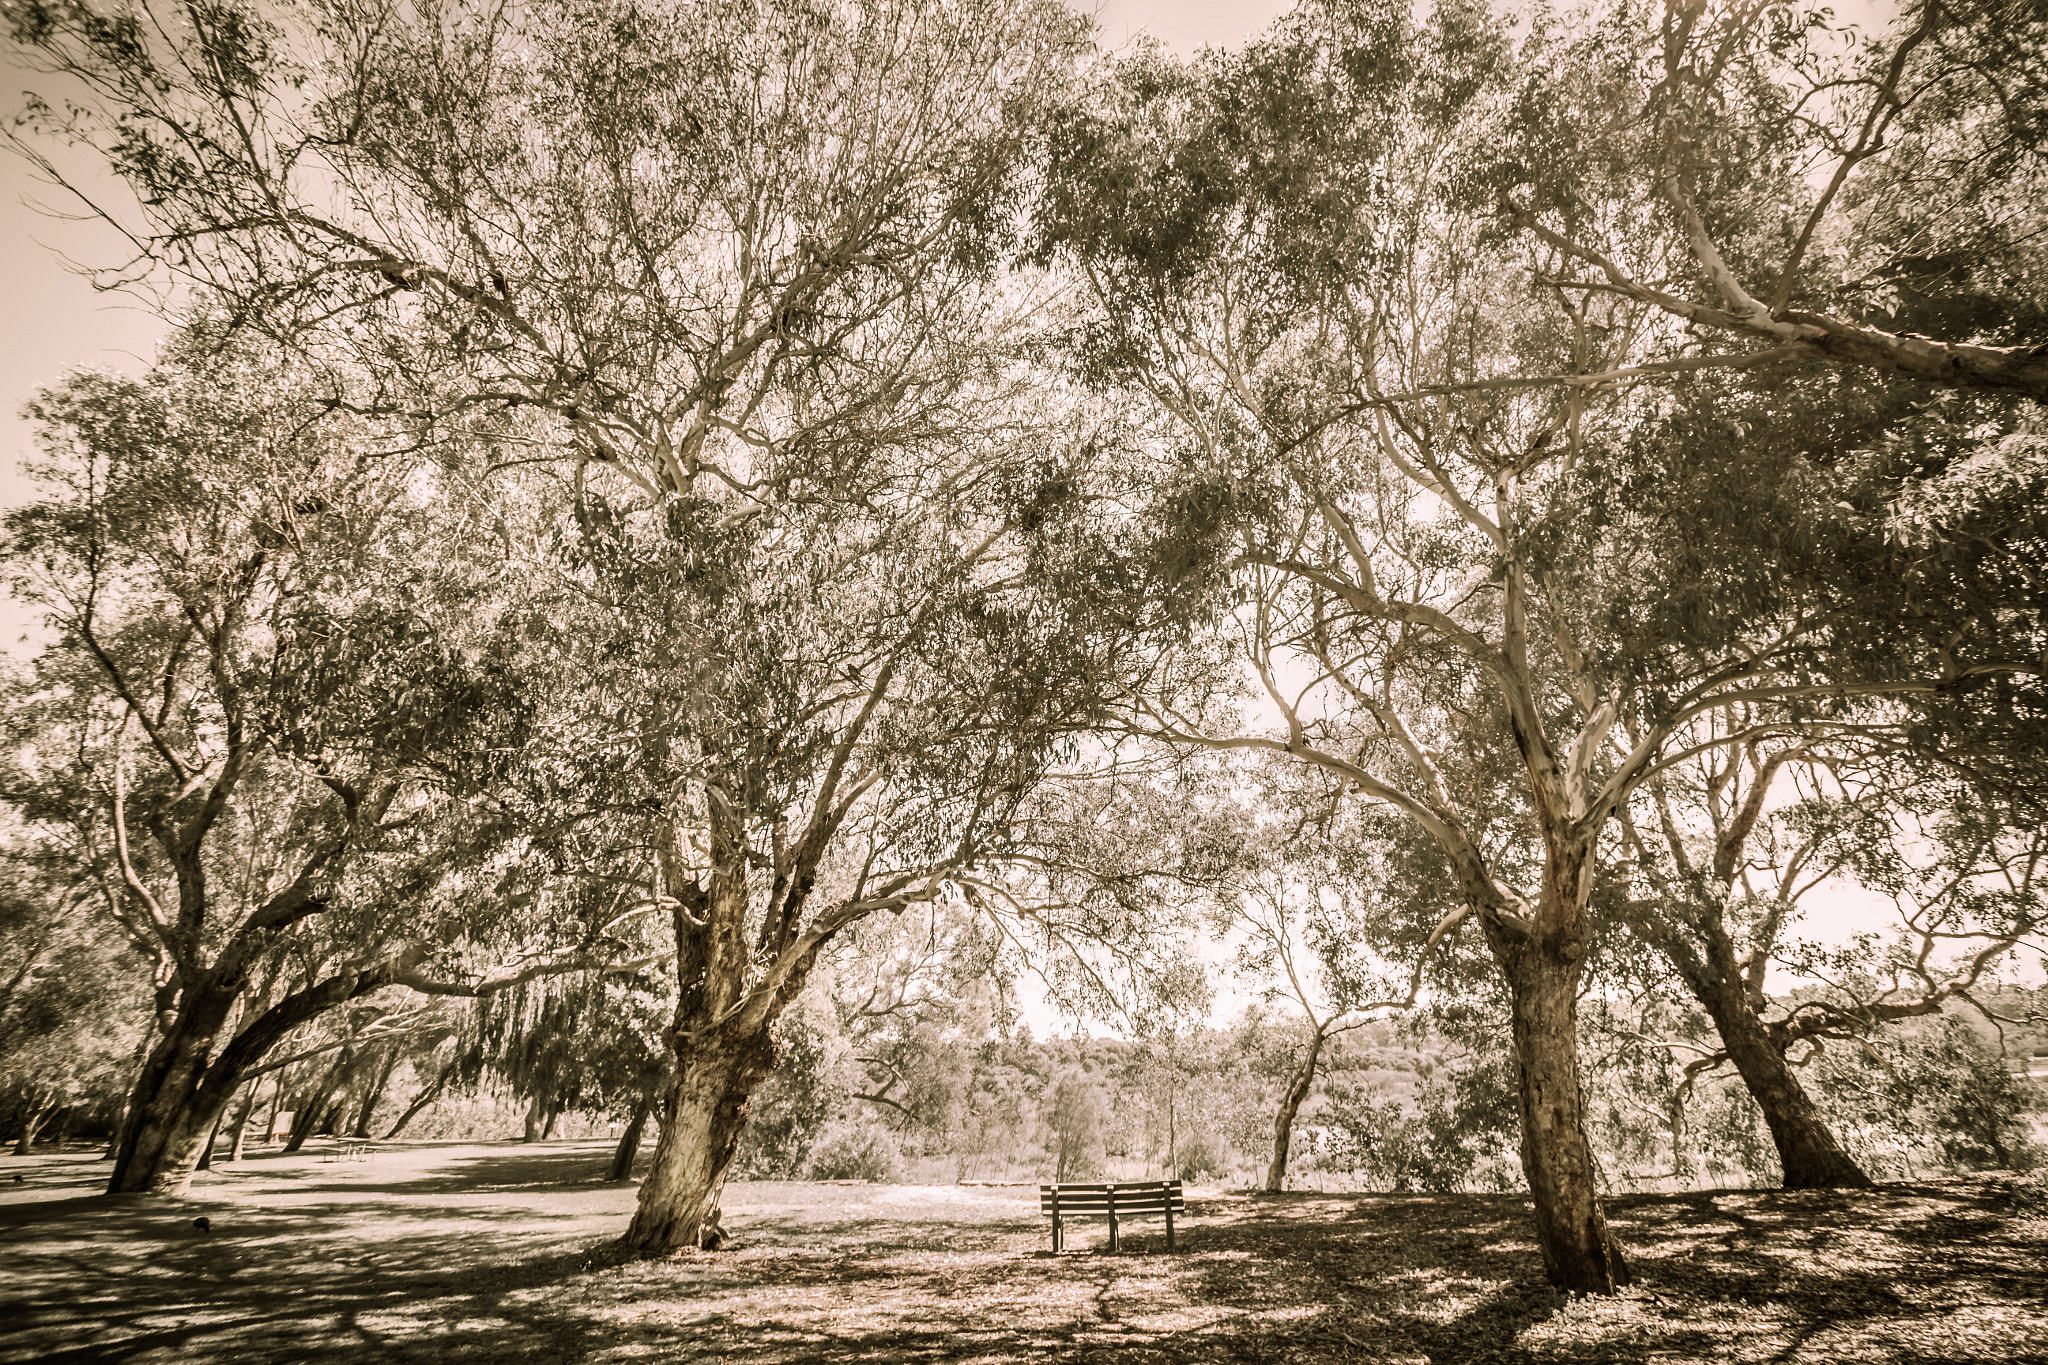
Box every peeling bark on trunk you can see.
[621,1026,777,1254]
[1265,1030,1326,1194]
[1499,934,1630,1294]
[615,753,867,1254]
[1467,818,1629,1296]
[607,1098,654,1182]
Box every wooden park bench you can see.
[1039,1179,1184,1253]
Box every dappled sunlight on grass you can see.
[3,1143,2045,1363]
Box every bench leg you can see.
[1165,1203,1175,1253]
[1052,1212,1063,1254]
[1108,1208,1119,1254]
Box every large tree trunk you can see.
[105,964,392,1190]
[607,1098,655,1182]
[1692,933,1872,1189]
[1265,1029,1326,1193]
[621,1025,777,1254]
[522,1093,548,1143]
[108,993,244,1194]
[1500,933,1630,1293]
[110,1076,236,1189]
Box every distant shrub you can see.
[805,1117,905,1182]
[1174,1128,1228,1182]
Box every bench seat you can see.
[1039,1179,1184,1252]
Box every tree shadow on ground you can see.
[4,1158,2044,1365]
[198,1141,628,1199]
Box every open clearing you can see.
[3,1141,2045,1364]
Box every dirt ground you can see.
[3,1141,2045,1364]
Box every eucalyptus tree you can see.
[556,448,1201,1252]
[0,328,618,1194]
[1034,0,2044,1291]
[1614,716,2044,1187]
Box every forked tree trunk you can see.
[1454,809,1629,1294]
[607,1099,654,1182]
[1500,933,1630,1293]
[1265,1030,1327,1193]
[621,1025,778,1254]
[1692,939,1872,1189]
[15,1091,57,1156]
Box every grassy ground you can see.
[3,1140,2045,1363]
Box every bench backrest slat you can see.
[1038,1180,1183,1214]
